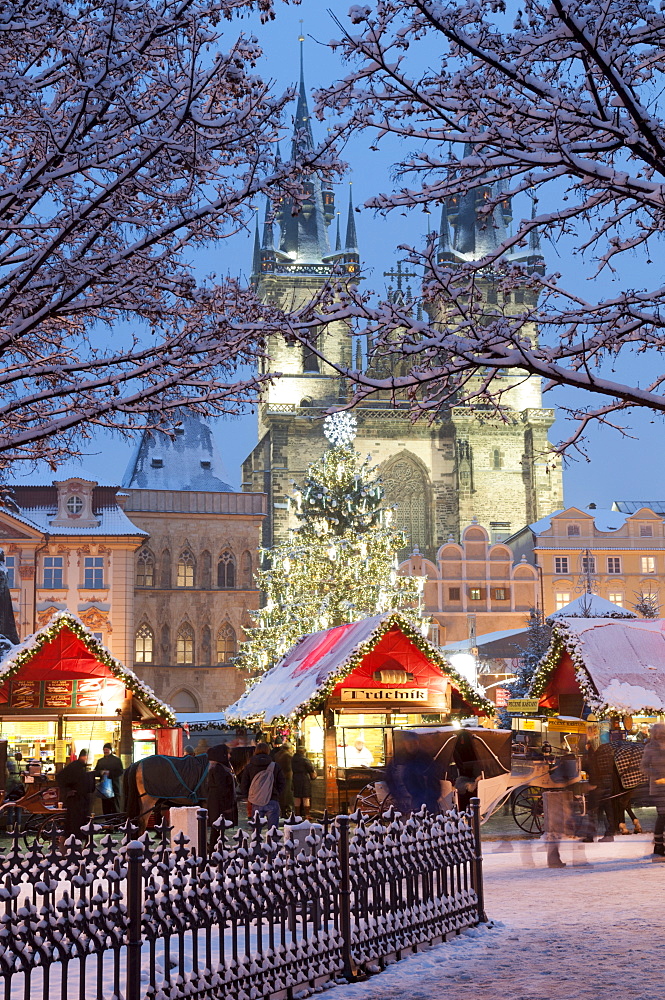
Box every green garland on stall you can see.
[0,611,176,726]
[226,610,495,727]
[529,621,664,718]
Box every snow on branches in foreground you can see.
[283,0,665,456]
[0,0,341,471]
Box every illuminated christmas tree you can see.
[237,413,426,676]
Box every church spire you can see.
[251,211,261,277]
[262,196,274,250]
[437,200,456,264]
[345,184,358,251]
[335,212,341,252]
[292,28,315,157]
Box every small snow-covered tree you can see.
[0,0,340,471]
[236,414,425,676]
[498,607,550,729]
[632,591,661,619]
[287,1,665,455]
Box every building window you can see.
[640,524,653,536]
[216,623,237,664]
[641,556,656,574]
[135,624,154,663]
[492,588,507,601]
[66,495,84,515]
[607,557,622,575]
[567,524,580,537]
[136,549,155,587]
[448,587,461,601]
[217,550,236,589]
[176,550,195,588]
[554,556,569,575]
[43,556,63,588]
[176,624,194,665]
[4,556,14,589]
[469,588,482,601]
[608,592,624,607]
[555,592,571,611]
[581,555,596,574]
[83,556,104,588]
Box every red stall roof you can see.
[226,611,494,724]
[0,610,175,724]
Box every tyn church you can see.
[242,61,563,559]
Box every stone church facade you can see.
[242,73,563,558]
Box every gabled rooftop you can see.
[122,415,233,493]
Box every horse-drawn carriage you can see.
[353,726,646,834]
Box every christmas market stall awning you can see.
[530,616,665,716]
[227,611,494,725]
[0,610,175,724]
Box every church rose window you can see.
[135,624,153,663]
[380,457,429,555]
[216,623,237,664]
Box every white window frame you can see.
[641,556,656,574]
[608,592,624,607]
[607,557,622,575]
[555,592,571,611]
[554,556,569,575]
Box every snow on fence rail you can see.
[0,801,485,1000]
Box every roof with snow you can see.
[526,508,630,535]
[0,610,175,724]
[226,611,494,724]
[9,462,120,488]
[613,500,665,516]
[442,627,531,657]
[547,594,637,621]
[122,415,233,492]
[531,617,665,715]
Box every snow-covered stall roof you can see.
[0,610,176,724]
[531,616,665,715]
[226,611,494,724]
[547,594,637,621]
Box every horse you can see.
[124,753,209,832]
[612,740,647,834]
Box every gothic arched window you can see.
[135,623,153,663]
[136,549,155,587]
[216,623,237,664]
[380,454,431,556]
[176,623,194,664]
[176,549,195,588]
[170,689,199,712]
[217,550,236,588]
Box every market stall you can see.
[0,610,177,787]
[529,616,665,743]
[226,611,493,814]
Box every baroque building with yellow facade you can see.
[241,68,564,555]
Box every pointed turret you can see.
[335,213,341,252]
[527,195,545,274]
[251,212,261,279]
[345,185,358,252]
[262,197,274,250]
[437,200,457,265]
[291,33,315,157]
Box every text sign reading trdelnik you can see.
[341,688,429,702]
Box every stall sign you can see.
[43,680,74,709]
[340,688,429,703]
[10,680,39,709]
[547,718,588,734]
[515,718,540,731]
[75,679,105,707]
[506,698,540,713]
[495,688,511,708]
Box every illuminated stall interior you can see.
[227,611,493,815]
[0,610,176,779]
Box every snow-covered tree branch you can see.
[0,0,341,470]
[294,0,665,454]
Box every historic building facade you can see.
[399,521,539,644]
[123,416,266,712]
[0,468,146,666]
[242,73,563,557]
[507,506,665,617]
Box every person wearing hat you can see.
[93,743,124,814]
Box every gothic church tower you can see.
[242,59,563,554]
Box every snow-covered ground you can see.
[331,835,665,999]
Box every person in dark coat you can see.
[274,743,294,817]
[93,743,124,814]
[387,732,441,814]
[56,749,96,840]
[292,743,317,819]
[207,743,237,847]
[240,743,286,829]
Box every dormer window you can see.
[567,524,581,537]
[151,458,163,469]
[200,461,211,470]
[66,495,84,515]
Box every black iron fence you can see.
[0,800,485,1000]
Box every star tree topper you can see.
[323,412,357,448]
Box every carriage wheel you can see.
[354,783,395,818]
[512,786,544,835]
